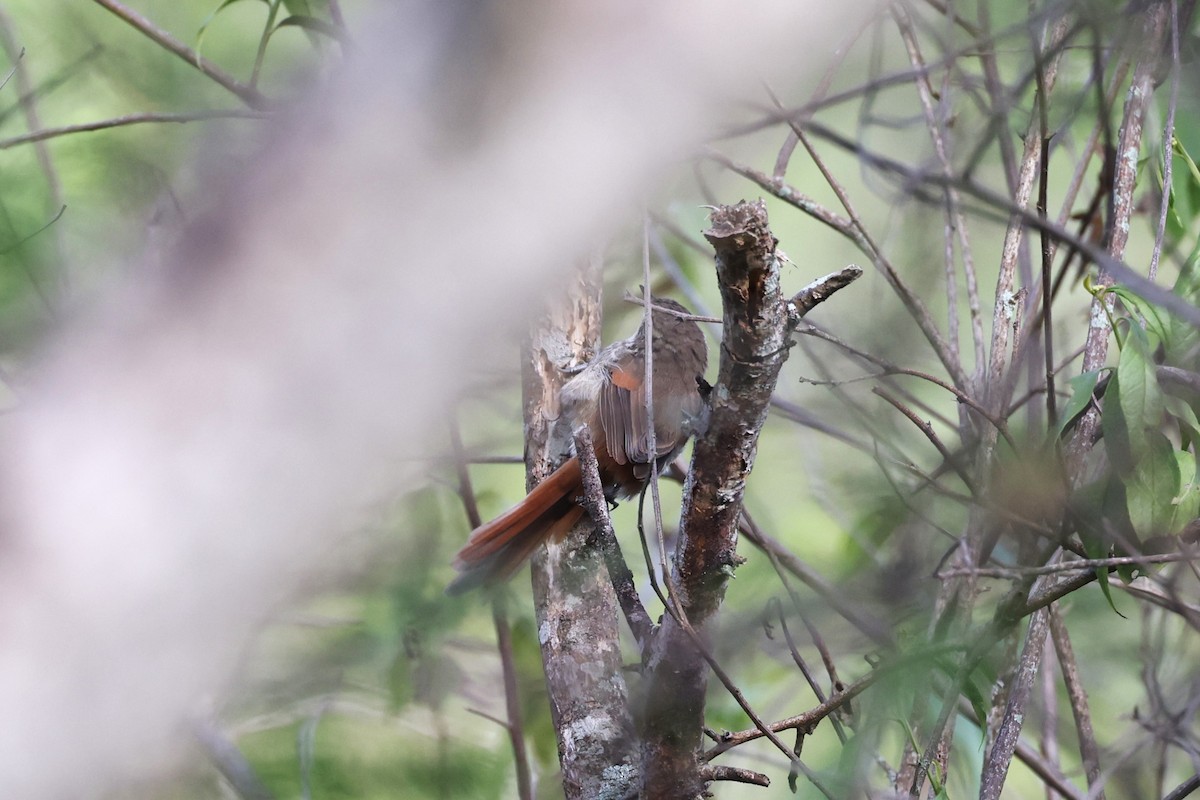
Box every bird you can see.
[446,297,709,595]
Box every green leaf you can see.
[196,0,267,64]
[1125,430,1181,540]
[1120,327,1162,433]
[283,0,322,14]
[1081,522,1124,617]
[1169,449,1200,534]
[275,14,349,44]
[960,669,990,729]
[1166,313,1200,366]
[1103,369,1134,477]
[1174,137,1200,212]
[1160,143,1196,243]
[1167,395,1200,452]
[1057,368,1103,439]
[1108,286,1169,347]
[1074,477,1129,617]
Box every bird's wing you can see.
[599,353,685,468]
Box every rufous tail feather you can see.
[445,457,584,595]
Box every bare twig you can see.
[88,0,269,109]
[740,514,893,647]
[873,387,978,496]
[1040,635,1062,800]
[574,426,655,650]
[937,551,1200,579]
[1049,606,1106,800]
[791,114,1200,326]
[768,597,848,743]
[1164,775,1200,800]
[986,14,1072,414]
[447,421,532,800]
[0,9,67,299]
[764,92,972,391]
[893,3,985,391]
[801,325,1016,448]
[700,765,770,787]
[705,149,855,236]
[786,265,863,321]
[958,698,1087,800]
[704,665,878,759]
[1149,0,1182,281]
[0,110,266,149]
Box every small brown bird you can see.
[446,297,709,594]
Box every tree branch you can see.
[574,426,655,651]
[526,270,637,800]
[639,200,800,796]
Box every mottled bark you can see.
[525,264,638,799]
[1071,0,1172,461]
[639,200,790,797]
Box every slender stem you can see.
[0,110,267,149]
[447,421,532,800]
[88,0,269,109]
[1149,0,1181,281]
[0,8,67,299]
[250,0,283,90]
[1049,607,1106,800]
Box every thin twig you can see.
[490,601,533,800]
[1149,0,1181,281]
[447,420,532,800]
[0,110,267,149]
[700,765,770,787]
[704,664,879,760]
[1030,14,1059,427]
[740,514,893,647]
[937,551,1200,579]
[786,265,863,321]
[873,387,978,496]
[986,14,1072,414]
[705,149,856,237]
[1164,775,1200,800]
[764,90,972,391]
[0,10,68,300]
[791,115,1200,326]
[1041,635,1062,800]
[1049,606,1106,800]
[893,3,985,392]
[88,0,269,109]
[574,427,655,650]
[768,597,848,743]
[958,698,1087,800]
[802,325,1016,448]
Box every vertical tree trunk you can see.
[524,263,638,799]
[639,201,789,796]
